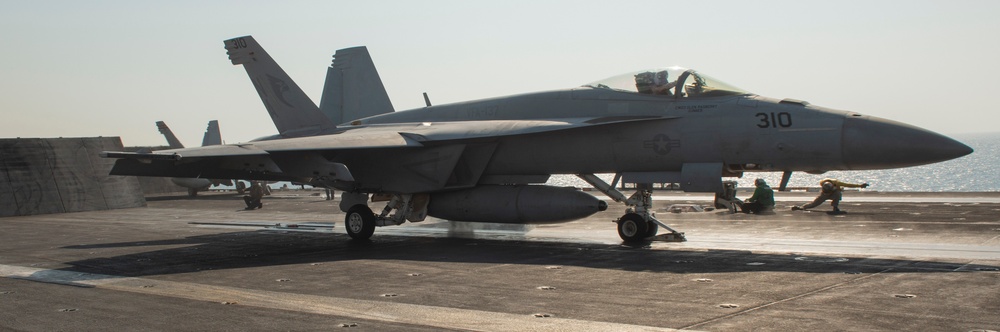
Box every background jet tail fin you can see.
[224,35,334,137]
[201,120,222,146]
[156,121,184,149]
[319,46,395,125]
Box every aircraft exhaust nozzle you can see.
[427,185,606,224]
[841,114,973,170]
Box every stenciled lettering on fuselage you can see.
[643,134,681,155]
[466,105,499,119]
[676,104,717,112]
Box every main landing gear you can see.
[577,174,687,243]
[343,193,428,240]
[345,205,376,240]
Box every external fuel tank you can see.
[427,185,607,224]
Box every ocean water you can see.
[547,132,999,192]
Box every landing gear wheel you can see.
[187,188,198,197]
[345,205,376,240]
[645,221,659,237]
[617,213,650,243]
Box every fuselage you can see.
[348,87,970,180]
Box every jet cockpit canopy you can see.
[584,67,750,98]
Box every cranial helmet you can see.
[755,178,766,186]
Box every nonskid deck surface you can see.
[1,190,998,331]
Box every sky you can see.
[2,1,998,147]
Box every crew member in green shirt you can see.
[741,178,775,214]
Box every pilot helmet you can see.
[754,178,766,186]
[653,70,670,86]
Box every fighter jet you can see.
[154,120,232,196]
[102,35,973,242]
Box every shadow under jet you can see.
[56,230,1000,278]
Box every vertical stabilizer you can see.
[156,121,184,149]
[225,36,334,137]
[201,120,222,146]
[319,46,395,125]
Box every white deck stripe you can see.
[645,195,1000,204]
[0,264,681,332]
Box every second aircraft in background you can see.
[154,120,233,196]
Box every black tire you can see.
[617,213,649,243]
[645,221,659,237]
[345,205,376,240]
[187,188,198,197]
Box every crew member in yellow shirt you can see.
[792,178,869,213]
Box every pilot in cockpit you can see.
[635,70,676,96]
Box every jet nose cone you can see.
[842,114,973,170]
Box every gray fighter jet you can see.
[102,35,972,242]
[153,120,231,196]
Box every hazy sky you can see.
[2,1,998,146]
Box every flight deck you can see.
[1,190,998,331]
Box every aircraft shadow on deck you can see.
[55,229,1000,278]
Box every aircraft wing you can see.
[113,116,670,159]
[383,116,668,145]
[104,116,676,192]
